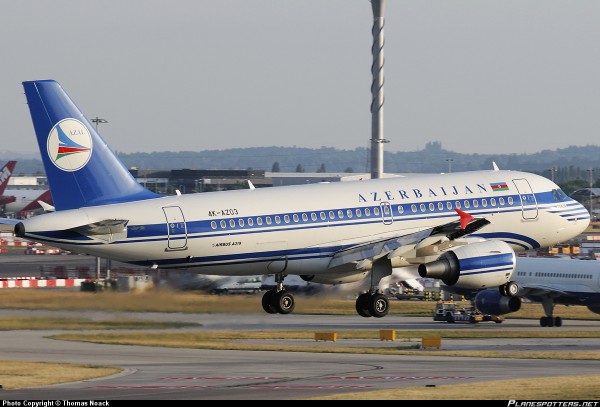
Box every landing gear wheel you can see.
[369,293,390,318]
[499,284,508,297]
[355,293,372,318]
[554,316,562,327]
[261,290,278,314]
[445,312,455,323]
[540,316,548,327]
[273,290,295,314]
[505,281,519,297]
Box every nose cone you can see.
[570,202,591,236]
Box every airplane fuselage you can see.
[20,170,589,277]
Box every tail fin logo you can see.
[47,119,93,172]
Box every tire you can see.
[505,281,519,297]
[274,290,295,314]
[554,316,562,327]
[369,293,390,318]
[498,284,508,297]
[445,312,455,323]
[355,293,372,318]
[261,290,278,314]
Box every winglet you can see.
[247,180,255,190]
[455,208,474,229]
[492,161,500,171]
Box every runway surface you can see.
[0,310,598,400]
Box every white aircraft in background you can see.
[2,189,53,215]
[444,256,600,327]
[3,79,590,318]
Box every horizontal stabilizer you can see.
[38,200,55,212]
[70,219,129,242]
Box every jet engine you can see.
[417,240,516,289]
[300,271,368,285]
[587,305,600,315]
[475,288,522,315]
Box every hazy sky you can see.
[2,1,600,156]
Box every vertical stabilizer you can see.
[0,161,16,195]
[22,80,159,210]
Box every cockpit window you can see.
[552,188,568,201]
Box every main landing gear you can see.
[261,273,295,314]
[355,257,393,318]
[499,281,520,297]
[539,298,562,327]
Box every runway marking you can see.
[95,385,211,389]
[249,385,373,389]
[158,375,475,381]
[160,376,284,380]
[324,376,475,380]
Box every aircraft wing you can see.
[0,196,16,206]
[518,284,576,300]
[328,210,490,269]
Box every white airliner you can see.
[5,80,590,318]
[445,256,600,327]
[2,189,53,215]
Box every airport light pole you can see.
[90,117,108,132]
[446,158,454,173]
[550,167,557,183]
[90,116,109,286]
[370,0,387,179]
[588,168,594,221]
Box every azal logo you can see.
[47,119,93,171]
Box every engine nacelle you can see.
[300,271,368,285]
[475,288,521,315]
[587,305,600,315]
[418,240,516,289]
